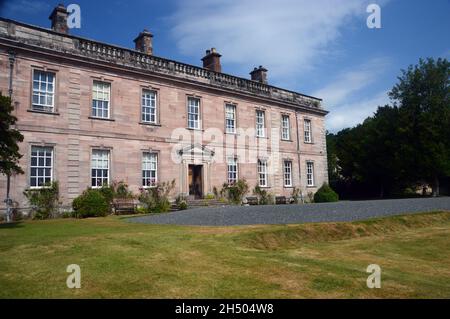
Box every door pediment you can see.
[178,143,215,162]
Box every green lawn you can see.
[1,211,450,298]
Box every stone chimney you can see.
[134,29,153,55]
[49,4,69,34]
[202,48,222,73]
[250,66,268,84]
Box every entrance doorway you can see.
[188,165,203,198]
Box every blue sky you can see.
[0,0,449,132]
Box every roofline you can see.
[0,39,328,118]
[0,16,323,103]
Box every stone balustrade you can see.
[0,17,323,111]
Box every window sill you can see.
[89,116,115,122]
[140,122,161,127]
[186,127,204,132]
[225,131,238,136]
[304,142,314,145]
[306,185,316,188]
[256,136,269,139]
[258,185,271,189]
[281,139,293,142]
[27,186,52,190]
[27,109,59,116]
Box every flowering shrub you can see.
[138,180,175,214]
[220,179,249,204]
[24,181,60,220]
[253,185,274,205]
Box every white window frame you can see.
[225,104,236,134]
[187,97,201,129]
[281,115,290,140]
[32,70,55,112]
[142,152,158,188]
[304,119,312,143]
[92,81,111,119]
[306,161,315,187]
[141,89,157,124]
[91,149,110,188]
[258,159,268,187]
[30,146,54,188]
[256,110,265,137]
[227,157,238,184]
[284,160,293,187]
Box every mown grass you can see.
[0,211,449,298]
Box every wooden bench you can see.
[246,196,259,206]
[113,198,137,214]
[275,196,287,205]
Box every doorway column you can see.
[207,161,212,195]
[180,159,188,196]
[202,163,208,196]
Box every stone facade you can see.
[0,11,329,209]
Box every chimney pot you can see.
[134,29,154,55]
[202,47,222,73]
[250,66,268,84]
[49,4,69,34]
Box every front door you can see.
[188,165,203,198]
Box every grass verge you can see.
[0,211,449,298]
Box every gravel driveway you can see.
[128,197,450,226]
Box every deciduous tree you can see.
[389,58,450,196]
[0,93,23,177]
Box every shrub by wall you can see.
[253,185,274,205]
[72,189,110,218]
[221,179,249,204]
[23,181,60,220]
[313,184,339,203]
[138,180,175,214]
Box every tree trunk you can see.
[5,174,11,223]
[379,184,384,199]
[432,176,440,197]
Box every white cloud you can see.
[313,57,391,132]
[170,0,373,82]
[326,90,390,132]
[312,57,390,106]
[169,0,392,132]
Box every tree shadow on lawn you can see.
[0,222,24,229]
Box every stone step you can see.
[170,199,229,209]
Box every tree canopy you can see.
[328,58,450,198]
[0,93,24,176]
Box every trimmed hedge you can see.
[313,184,339,203]
[72,189,110,218]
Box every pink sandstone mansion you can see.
[0,4,329,209]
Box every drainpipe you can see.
[295,112,304,203]
[4,50,16,223]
